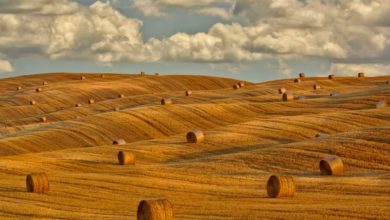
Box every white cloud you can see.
[328,63,390,76]
[0,54,13,73]
[196,7,232,20]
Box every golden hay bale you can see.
[113,139,126,145]
[186,129,204,143]
[386,81,390,85]
[88,99,95,104]
[117,151,135,165]
[282,93,294,101]
[358,72,365,78]
[267,175,295,198]
[239,82,245,87]
[137,199,173,220]
[328,74,335,80]
[118,94,125,98]
[320,155,344,175]
[26,173,49,193]
[80,76,86,80]
[17,86,22,91]
[313,84,321,90]
[75,103,82,107]
[161,98,172,105]
[30,100,36,105]
[278,87,287,94]
[233,84,240,89]
[185,90,192,96]
[299,73,305,78]
[75,116,81,120]
[40,117,47,123]
[101,74,105,78]
[42,81,48,85]
[114,107,120,111]
[376,100,387,108]
[294,78,301,83]
[315,133,328,138]
[36,88,42,93]
[140,72,145,76]
[155,73,160,76]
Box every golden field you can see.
[0,72,389,219]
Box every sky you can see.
[0,0,389,82]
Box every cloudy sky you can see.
[0,0,389,81]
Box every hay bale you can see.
[320,155,344,175]
[40,117,47,123]
[75,116,81,120]
[42,81,48,85]
[114,107,120,111]
[161,98,172,105]
[294,78,301,83]
[239,82,245,87]
[75,103,82,107]
[330,92,339,97]
[137,199,173,220]
[117,151,135,165]
[267,175,295,198]
[358,72,365,78]
[315,133,328,138]
[118,94,125,98]
[101,74,105,78]
[80,76,86,80]
[299,73,305,78]
[328,74,335,80]
[186,129,204,143]
[140,72,145,76]
[185,90,192,96]
[386,81,390,85]
[36,88,42,93]
[26,173,49,193]
[233,84,240,89]
[278,87,286,94]
[282,92,294,101]
[376,100,387,108]
[155,73,160,76]
[17,86,22,91]
[113,139,126,145]
[313,84,321,90]
[30,100,36,105]
[88,99,95,104]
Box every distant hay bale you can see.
[315,133,328,138]
[358,72,365,78]
[267,175,295,198]
[30,100,36,105]
[26,173,49,193]
[75,116,81,120]
[233,84,240,89]
[114,107,120,111]
[88,99,95,104]
[294,78,301,83]
[387,81,390,85]
[299,73,305,78]
[113,139,126,145]
[118,94,125,98]
[313,84,321,90]
[328,74,335,80]
[75,103,82,107]
[239,82,245,87]
[330,92,339,97]
[117,151,135,165]
[101,74,105,78]
[282,93,294,101]
[320,155,344,175]
[376,100,387,108]
[40,117,47,123]
[185,90,192,96]
[278,87,286,94]
[36,88,42,93]
[140,72,145,76]
[80,76,86,80]
[161,98,172,105]
[155,73,160,76]
[42,81,48,85]
[17,86,22,91]
[186,129,204,143]
[137,199,173,220]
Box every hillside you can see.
[0,72,389,219]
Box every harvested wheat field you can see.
[0,72,389,219]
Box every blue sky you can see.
[0,0,389,82]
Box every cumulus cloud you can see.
[328,63,390,76]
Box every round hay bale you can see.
[161,98,172,105]
[40,117,47,123]
[155,73,160,76]
[30,100,36,105]
[186,129,204,143]
[266,175,295,198]
[17,86,22,91]
[118,94,125,98]
[75,103,82,107]
[330,92,339,97]
[386,81,390,85]
[42,81,48,85]
[80,76,86,80]
[376,100,387,108]
[75,116,81,120]
[239,82,245,87]
[101,74,105,78]
[26,173,49,193]
[140,72,145,76]
[299,72,305,78]
[117,151,135,165]
[113,139,126,145]
[313,84,321,90]
[233,84,240,89]
[185,90,192,96]
[278,87,286,94]
[328,74,335,80]
[88,99,95,104]
[315,133,328,138]
[137,199,173,220]
[282,93,294,101]
[358,72,365,78]
[36,88,42,93]
[320,155,344,175]
[294,78,301,83]
[114,107,120,111]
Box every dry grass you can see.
[0,73,388,219]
